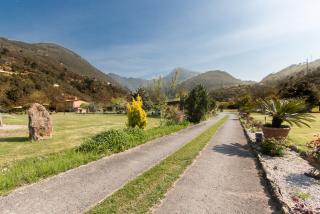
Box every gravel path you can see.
[0,114,223,214]
[154,114,279,214]
[0,125,26,131]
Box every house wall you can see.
[73,100,88,108]
[65,100,88,112]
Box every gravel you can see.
[246,131,320,212]
[260,151,320,212]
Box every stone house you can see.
[65,96,89,113]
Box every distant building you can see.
[65,96,89,113]
[166,98,181,108]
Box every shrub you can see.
[124,127,146,143]
[163,106,184,125]
[240,114,262,132]
[184,85,210,123]
[260,138,287,157]
[77,129,130,153]
[307,134,320,160]
[127,95,147,129]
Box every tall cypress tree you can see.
[184,85,210,123]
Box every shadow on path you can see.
[212,143,253,158]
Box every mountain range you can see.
[111,59,320,92]
[109,67,199,91]
[109,68,253,92]
[1,37,320,109]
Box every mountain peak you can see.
[178,70,253,91]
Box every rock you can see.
[28,103,53,141]
[255,132,263,143]
[289,144,299,152]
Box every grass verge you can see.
[0,123,188,195]
[88,115,228,214]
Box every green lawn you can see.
[251,113,320,152]
[0,113,160,165]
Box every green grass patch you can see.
[0,113,161,164]
[251,113,320,153]
[295,191,311,201]
[88,116,228,214]
[0,123,188,195]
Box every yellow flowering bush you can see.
[127,95,147,129]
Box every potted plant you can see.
[259,99,314,139]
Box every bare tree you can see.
[169,68,180,99]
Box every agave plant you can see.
[259,99,315,128]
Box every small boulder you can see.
[28,103,53,141]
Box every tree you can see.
[127,95,147,128]
[88,102,97,112]
[209,98,217,112]
[167,69,180,99]
[234,95,256,113]
[131,88,153,111]
[184,85,210,123]
[111,97,127,107]
[147,76,166,112]
[80,103,90,112]
[278,81,319,111]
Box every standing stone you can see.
[28,103,53,141]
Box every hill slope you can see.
[0,37,127,109]
[261,59,320,84]
[178,70,253,92]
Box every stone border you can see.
[240,121,291,214]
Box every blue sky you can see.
[1,0,320,81]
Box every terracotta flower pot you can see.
[262,125,291,139]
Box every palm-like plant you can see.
[259,99,315,128]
